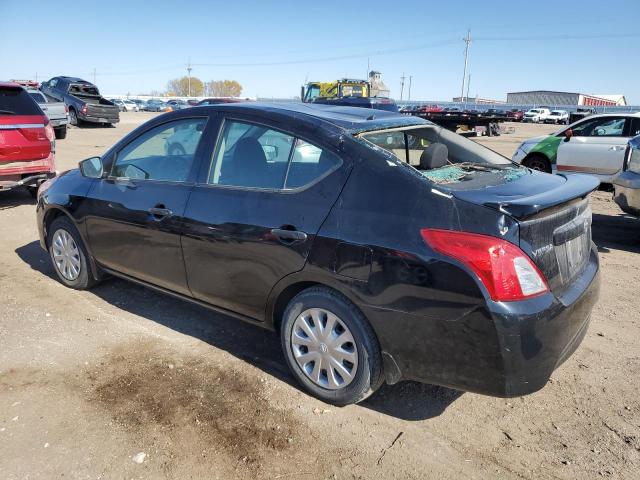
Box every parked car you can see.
[569,107,597,124]
[37,103,600,405]
[1,82,56,196]
[131,99,148,111]
[26,88,69,139]
[485,108,506,116]
[418,104,444,113]
[40,77,119,126]
[507,109,524,122]
[110,99,139,112]
[145,99,168,112]
[512,113,640,181]
[186,99,200,106]
[613,135,640,216]
[165,99,189,111]
[522,108,551,123]
[196,98,244,106]
[545,110,569,125]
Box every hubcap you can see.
[52,229,81,281]
[291,308,358,390]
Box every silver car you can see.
[613,135,640,216]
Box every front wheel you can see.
[47,216,98,290]
[280,287,383,405]
[523,154,551,173]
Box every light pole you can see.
[460,30,471,103]
[408,76,412,101]
[187,59,192,97]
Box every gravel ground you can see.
[0,115,638,479]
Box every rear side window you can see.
[209,119,342,190]
[209,120,295,189]
[29,92,47,104]
[285,140,341,189]
[630,118,640,137]
[112,118,206,182]
[0,87,43,115]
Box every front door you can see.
[557,116,631,179]
[85,117,209,295]
[181,118,350,320]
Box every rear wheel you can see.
[54,125,67,139]
[47,216,98,290]
[68,108,78,126]
[280,287,383,405]
[523,154,551,173]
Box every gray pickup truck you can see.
[26,88,69,139]
[40,76,119,127]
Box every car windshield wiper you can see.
[0,109,16,115]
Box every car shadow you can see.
[0,189,36,211]
[592,213,640,254]
[15,240,461,421]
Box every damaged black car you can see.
[36,103,600,405]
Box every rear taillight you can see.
[421,229,548,302]
[81,105,88,115]
[65,104,69,113]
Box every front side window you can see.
[112,118,206,182]
[572,117,627,137]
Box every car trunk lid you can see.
[449,172,599,294]
[0,114,52,166]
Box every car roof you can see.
[203,102,428,132]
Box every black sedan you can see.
[36,103,600,405]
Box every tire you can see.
[523,154,551,173]
[54,125,67,139]
[68,108,78,126]
[47,216,98,290]
[280,287,383,406]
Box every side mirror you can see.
[79,156,104,178]
[564,129,573,142]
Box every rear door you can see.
[0,85,51,176]
[85,116,210,294]
[181,117,350,320]
[557,116,630,179]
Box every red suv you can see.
[1,82,56,196]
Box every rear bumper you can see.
[0,171,55,190]
[80,113,120,124]
[613,171,640,216]
[364,246,600,397]
[50,118,69,128]
[0,153,56,190]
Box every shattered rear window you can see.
[358,125,529,187]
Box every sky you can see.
[1,0,639,103]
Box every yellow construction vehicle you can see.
[301,79,369,103]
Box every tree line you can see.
[166,76,243,97]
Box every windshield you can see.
[29,91,46,104]
[358,125,526,186]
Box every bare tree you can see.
[166,76,204,96]
[206,80,243,97]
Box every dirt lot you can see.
[1,115,639,479]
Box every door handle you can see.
[271,228,307,243]
[609,146,625,151]
[148,206,173,220]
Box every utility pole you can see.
[187,58,192,97]
[408,75,412,101]
[460,30,471,102]
[366,57,370,81]
[400,72,406,101]
[466,74,471,102]
[35,72,38,83]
